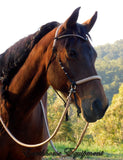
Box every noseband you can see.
[52,24,101,115]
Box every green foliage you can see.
[88,83,123,146]
[95,40,123,103]
[47,87,76,143]
[47,84,123,147]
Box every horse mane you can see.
[0,21,59,99]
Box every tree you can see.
[88,83,123,146]
[47,88,76,142]
[95,39,123,103]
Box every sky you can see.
[0,0,123,54]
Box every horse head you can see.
[47,7,108,122]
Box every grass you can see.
[43,142,123,160]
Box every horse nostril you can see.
[92,99,102,110]
[92,99,103,119]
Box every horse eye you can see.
[69,49,77,58]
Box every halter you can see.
[53,24,101,116]
[53,24,102,86]
[0,24,101,154]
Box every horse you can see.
[0,7,108,160]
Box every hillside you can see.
[95,39,123,103]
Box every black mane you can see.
[0,21,59,98]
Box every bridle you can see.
[52,24,101,116]
[0,24,101,155]
[53,24,102,85]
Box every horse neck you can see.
[7,29,56,116]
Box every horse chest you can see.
[0,128,47,160]
[0,104,48,160]
[0,140,45,160]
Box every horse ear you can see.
[83,11,97,32]
[64,7,81,29]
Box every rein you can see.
[0,89,72,148]
[41,100,89,157]
[0,24,101,155]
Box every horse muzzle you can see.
[82,99,109,123]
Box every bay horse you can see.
[0,7,108,160]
